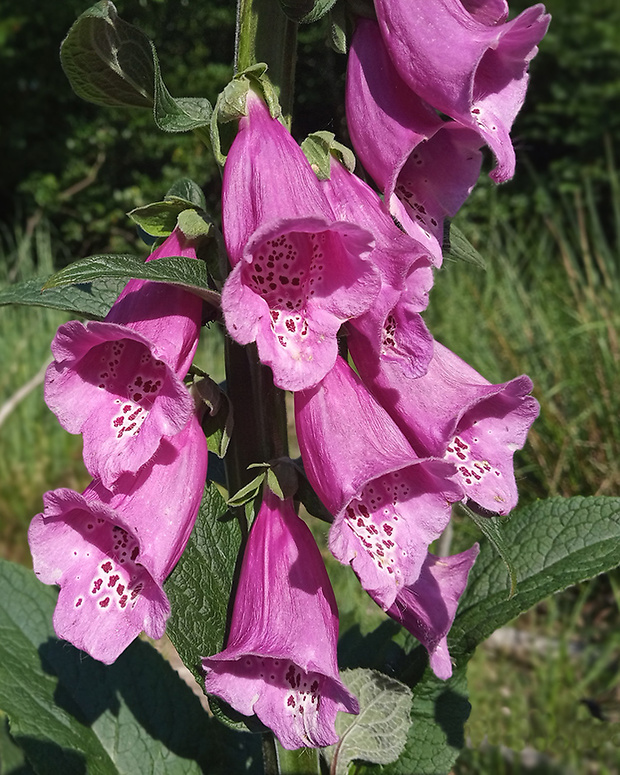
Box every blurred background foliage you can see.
[1,0,619,257]
[1,0,620,772]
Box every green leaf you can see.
[360,665,470,775]
[0,558,260,774]
[151,46,212,133]
[329,2,348,54]
[325,669,412,775]
[127,201,194,238]
[60,1,212,135]
[227,473,267,508]
[460,503,517,597]
[452,496,620,660]
[42,254,220,306]
[165,482,242,681]
[443,221,486,268]
[0,276,125,319]
[60,0,155,108]
[165,179,207,210]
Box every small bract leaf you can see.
[60,0,154,108]
[227,473,267,508]
[127,201,190,237]
[165,179,208,210]
[193,377,234,459]
[329,2,348,54]
[279,0,338,23]
[443,221,486,268]
[152,47,212,133]
[325,668,412,775]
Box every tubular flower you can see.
[295,356,462,611]
[202,488,358,749]
[346,18,483,263]
[45,228,202,488]
[385,546,479,680]
[220,90,380,391]
[373,0,551,182]
[349,340,539,514]
[28,414,208,664]
[321,156,435,378]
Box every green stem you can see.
[235,0,298,125]
[223,0,296,506]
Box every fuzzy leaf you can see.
[325,669,412,775]
[0,558,260,775]
[127,201,194,238]
[164,482,243,682]
[61,1,211,133]
[452,496,620,660]
[165,179,207,210]
[60,0,155,108]
[0,276,125,318]
[42,254,220,306]
[359,664,469,775]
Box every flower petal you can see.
[202,489,358,749]
[385,546,479,679]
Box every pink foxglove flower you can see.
[202,488,358,749]
[28,414,207,664]
[373,0,551,182]
[385,546,479,679]
[346,19,482,262]
[45,228,202,487]
[321,156,435,378]
[348,339,539,514]
[295,356,462,611]
[220,91,380,391]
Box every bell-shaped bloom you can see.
[385,546,479,680]
[295,356,463,611]
[349,339,539,514]
[321,156,435,378]
[202,488,358,749]
[45,228,203,488]
[373,0,551,182]
[346,19,483,263]
[220,91,380,391]
[28,414,207,664]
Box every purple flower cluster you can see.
[29,229,208,664]
[29,0,548,752]
[212,0,546,747]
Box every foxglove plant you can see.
[295,356,463,611]
[45,227,203,487]
[203,487,358,749]
[346,18,483,262]
[28,413,208,664]
[372,0,551,182]
[220,90,381,391]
